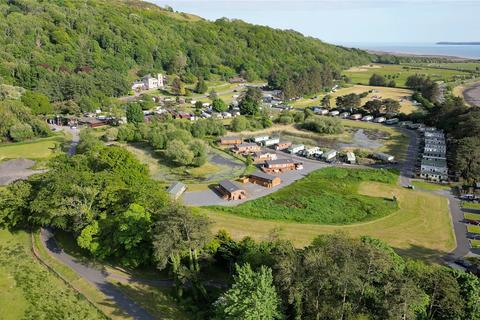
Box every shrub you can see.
[9,123,34,141]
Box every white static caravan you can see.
[385,118,399,125]
[374,152,395,162]
[362,115,374,122]
[304,147,322,157]
[374,117,386,123]
[288,144,305,154]
[346,152,356,164]
[263,137,280,147]
[329,110,340,116]
[322,150,337,161]
[339,112,350,119]
[350,114,362,120]
[253,135,270,143]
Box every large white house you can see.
[132,73,164,91]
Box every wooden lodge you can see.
[253,151,277,163]
[220,136,242,145]
[232,143,261,154]
[274,142,292,151]
[249,172,282,188]
[262,159,303,173]
[218,180,247,200]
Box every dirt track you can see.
[0,158,45,185]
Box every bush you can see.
[9,123,34,142]
[231,116,249,132]
[301,116,343,134]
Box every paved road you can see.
[0,158,46,185]
[40,126,157,320]
[40,228,156,320]
[398,128,419,186]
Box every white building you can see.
[253,135,270,143]
[385,118,399,125]
[420,158,448,181]
[322,150,337,161]
[374,153,395,162]
[374,117,386,123]
[131,73,164,91]
[350,114,362,120]
[362,115,374,122]
[304,147,322,157]
[346,152,356,164]
[288,144,305,154]
[264,137,280,147]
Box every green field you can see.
[204,180,455,261]
[412,62,480,72]
[411,180,451,191]
[344,64,472,87]
[0,230,106,319]
[0,134,67,162]
[471,239,480,248]
[212,168,399,224]
[462,202,480,210]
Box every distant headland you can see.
[437,42,480,46]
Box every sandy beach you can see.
[463,82,480,107]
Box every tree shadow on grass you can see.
[394,244,451,264]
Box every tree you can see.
[171,77,186,96]
[336,93,361,109]
[152,205,211,299]
[209,89,218,100]
[215,263,282,320]
[126,103,144,124]
[195,78,208,94]
[369,73,387,86]
[231,115,249,132]
[239,87,262,116]
[212,98,228,112]
[383,98,401,113]
[387,80,396,87]
[301,116,343,134]
[21,91,53,115]
[321,95,331,109]
[164,139,194,166]
[190,140,207,167]
[455,136,480,183]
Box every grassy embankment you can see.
[463,202,480,210]
[202,174,455,261]
[211,168,399,225]
[0,229,108,320]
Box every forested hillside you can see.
[0,0,371,104]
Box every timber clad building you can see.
[232,143,261,154]
[220,136,242,145]
[249,172,281,188]
[262,159,303,173]
[218,180,247,200]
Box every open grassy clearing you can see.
[0,134,67,162]
[410,62,480,72]
[463,202,480,210]
[343,63,472,87]
[467,225,480,234]
[0,229,107,319]
[109,279,193,320]
[411,180,451,191]
[118,142,245,190]
[203,180,455,261]
[212,168,399,224]
[290,85,417,114]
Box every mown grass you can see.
[203,181,455,261]
[0,134,66,162]
[464,213,480,221]
[471,239,480,248]
[467,225,480,234]
[411,180,451,191]
[109,279,193,320]
[462,202,480,210]
[343,64,471,87]
[0,229,106,319]
[211,167,399,224]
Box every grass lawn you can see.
[343,63,472,87]
[0,229,107,319]
[463,202,480,210]
[109,279,193,320]
[203,180,455,261]
[411,180,451,191]
[0,134,66,162]
[467,225,480,234]
[211,168,399,224]
[471,239,480,248]
[464,213,480,221]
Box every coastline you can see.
[365,49,472,61]
[463,82,480,107]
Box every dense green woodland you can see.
[0,0,370,103]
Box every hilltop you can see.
[0,0,370,104]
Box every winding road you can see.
[41,126,157,320]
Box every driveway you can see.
[182,150,354,206]
[398,128,419,186]
[0,158,46,185]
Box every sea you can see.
[339,43,480,60]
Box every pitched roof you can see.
[166,182,186,195]
[250,171,278,181]
[219,180,242,193]
[265,159,295,166]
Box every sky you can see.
[149,0,480,45]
